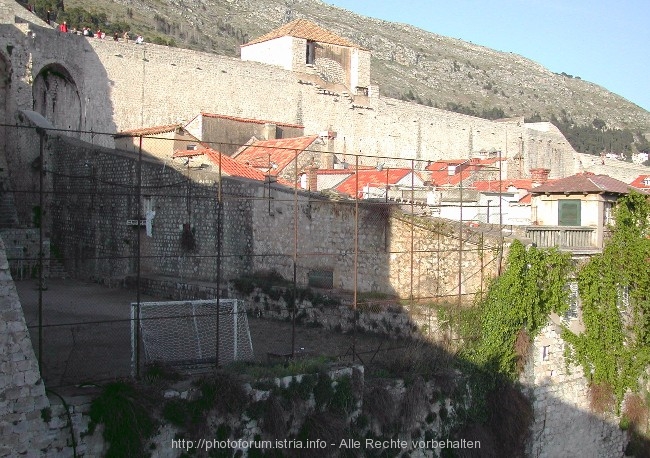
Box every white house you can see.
[241,19,371,95]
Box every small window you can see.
[542,346,550,361]
[187,144,197,151]
[306,40,315,65]
[558,200,581,226]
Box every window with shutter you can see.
[558,200,581,226]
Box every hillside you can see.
[43,0,650,137]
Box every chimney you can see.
[308,167,318,192]
[530,168,550,187]
[263,123,277,140]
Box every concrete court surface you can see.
[14,278,392,388]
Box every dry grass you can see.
[399,376,427,432]
[363,384,396,433]
[514,328,531,373]
[623,393,649,430]
[588,382,615,414]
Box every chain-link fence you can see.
[1,123,507,388]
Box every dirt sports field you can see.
[15,279,399,388]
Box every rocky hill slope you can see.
[62,0,650,134]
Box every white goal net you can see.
[131,299,253,373]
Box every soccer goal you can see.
[131,299,253,374]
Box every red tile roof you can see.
[115,124,182,138]
[203,149,269,181]
[200,113,304,129]
[429,169,473,187]
[335,168,414,197]
[532,172,632,194]
[630,175,650,190]
[174,147,269,182]
[233,136,319,175]
[242,19,363,49]
[173,149,204,158]
[517,194,532,204]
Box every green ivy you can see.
[465,240,572,379]
[563,192,650,406]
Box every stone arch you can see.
[32,63,82,135]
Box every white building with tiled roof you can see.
[240,19,370,95]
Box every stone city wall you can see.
[0,23,579,177]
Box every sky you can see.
[325,0,650,113]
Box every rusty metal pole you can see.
[353,155,359,362]
[291,149,298,358]
[135,134,143,378]
[410,160,415,302]
[216,147,222,369]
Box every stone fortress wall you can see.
[1,20,578,181]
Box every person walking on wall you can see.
[59,21,68,33]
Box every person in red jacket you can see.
[59,21,68,33]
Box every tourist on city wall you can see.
[135,35,144,44]
[123,31,130,43]
[59,21,68,33]
[46,10,51,24]
[113,32,119,41]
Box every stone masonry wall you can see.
[250,184,502,299]
[0,22,579,177]
[0,235,53,456]
[41,132,502,299]
[526,320,628,457]
[47,135,253,283]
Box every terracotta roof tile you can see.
[630,175,650,190]
[532,172,632,194]
[233,136,318,174]
[200,113,304,129]
[242,19,364,49]
[335,168,414,197]
[173,149,205,158]
[116,124,183,137]
[201,148,269,181]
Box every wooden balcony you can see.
[525,226,601,254]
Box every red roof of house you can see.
[199,113,304,129]
[630,175,650,190]
[173,147,268,182]
[242,18,363,49]
[233,136,319,174]
[428,169,474,187]
[335,168,414,197]
[115,124,183,138]
[532,172,632,194]
[425,158,504,187]
[173,149,204,158]
[202,149,271,181]
[517,194,532,204]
